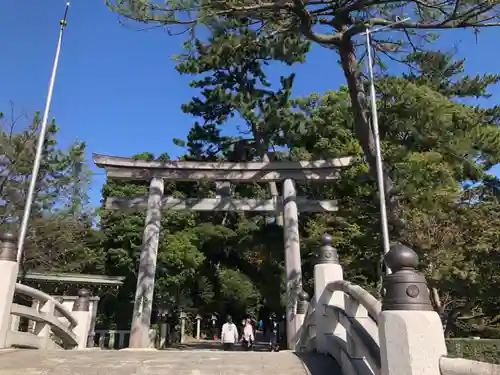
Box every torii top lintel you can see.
[92,153,353,182]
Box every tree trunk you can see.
[431,287,443,314]
[339,40,377,172]
[338,39,402,236]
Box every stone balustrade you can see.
[0,233,92,350]
[296,234,500,375]
[95,329,130,349]
[2,226,500,375]
[94,329,156,349]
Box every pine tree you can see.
[176,20,309,225]
[108,0,500,233]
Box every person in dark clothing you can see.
[268,313,280,352]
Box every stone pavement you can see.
[0,349,341,375]
[164,338,277,352]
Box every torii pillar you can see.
[129,177,164,348]
[283,178,302,349]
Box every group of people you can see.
[220,314,282,352]
[220,316,254,351]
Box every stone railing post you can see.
[159,311,168,349]
[148,328,157,349]
[34,299,55,349]
[294,289,309,349]
[109,330,117,349]
[0,233,19,349]
[379,244,447,375]
[9,314,20,332]
[87,297,100,348]
[72,288,92,350]
[118,331,126,349]
[314,233,345,354]
[27,299,40,333]
[195,314,202,340]
[179,311,187,344]
[211,314,218,340]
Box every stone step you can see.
[0,349,341,375]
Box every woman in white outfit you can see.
[241,318,255,351]
[221,316,239,351]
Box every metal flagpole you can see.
[365,28,391,263]
[16,2,71,264]
[362,17,410,275]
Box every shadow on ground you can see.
[295,352,343,375]
[164,339,273,352]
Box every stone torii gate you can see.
[93,153,352,349]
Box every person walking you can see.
[221,315,239,351]
[268,313,280,352]
[241,318,255,351]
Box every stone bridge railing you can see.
[0,233,91,350]
[94,329,157,349]
[95,329,131,350]
[296,234,500,375]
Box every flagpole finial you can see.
[61,1,70,27]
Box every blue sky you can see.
[1,1,499,208]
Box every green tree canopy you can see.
[0,105,98,273]
[108,0,500,232]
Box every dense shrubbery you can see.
[447,339,500,364]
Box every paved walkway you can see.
[164,338,275,352]
[0,349,341,375]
